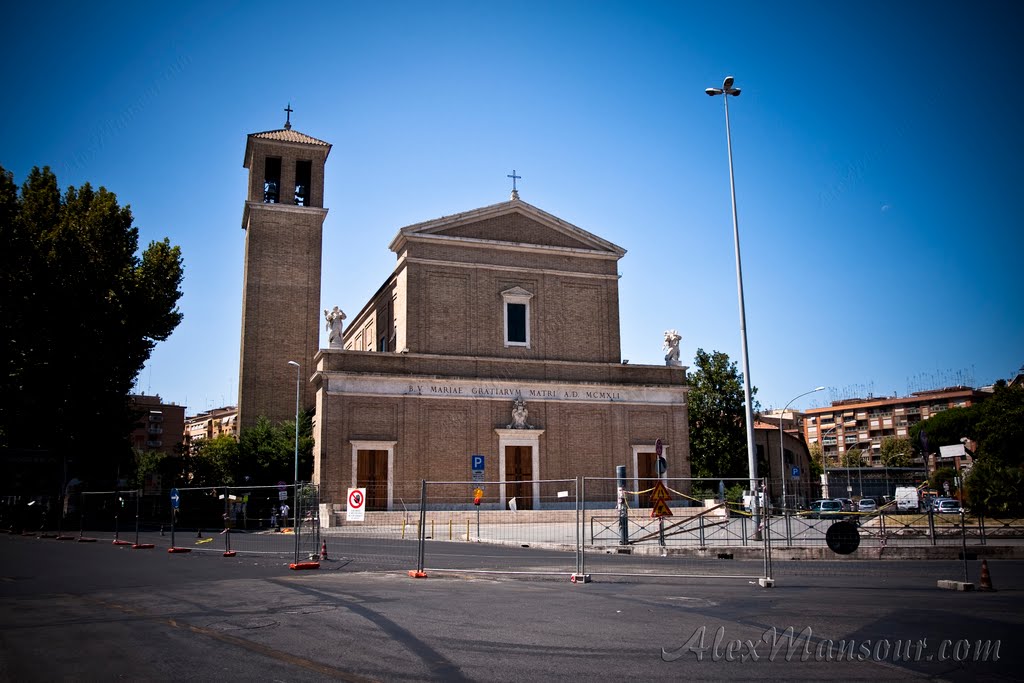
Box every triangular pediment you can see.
[388,199,625,257]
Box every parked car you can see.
[837,498,855,512]
[802,499,844,519]
[857,498,877,512]
[933,498,963,514]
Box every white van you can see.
[895,486,920,512]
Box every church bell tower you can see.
[237,108,330,431]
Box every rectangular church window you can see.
[294,160,312,206]
[506,303,526,344]
[263,157,281,203]
[501,287,532,348]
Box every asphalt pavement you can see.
[0,533,1020,681]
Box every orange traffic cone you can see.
[979,559,995,591]
[320,540,327,561]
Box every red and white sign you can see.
[347,487,366,522]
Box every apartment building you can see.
[184,406,239,444]
[801,386,988,467]
[128,394,185,457]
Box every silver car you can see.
[857,498,877,512]
[934,498,963,514]
[803,499,844,519]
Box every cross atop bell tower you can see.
[237,116,332,431]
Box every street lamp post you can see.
[706,76,760,531]
[779,387,825,511]
[287,360,300,563]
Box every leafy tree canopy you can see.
[808,442,824,477]
[177,413,315,488]
[687,348,760,479]
[0,165,184,485]
[907,405,975,458]
[880,436,912,467]
[974,382,1024,467]
[840,448,864,468]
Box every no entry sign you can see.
[347,487,366,522]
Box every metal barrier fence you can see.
[77,490,145,544]
[319,483,421,572]
[405,477,773,584]
[766,505,1024,549]
[11,477,1024,583]
[41,484,323,561]
[580,477,772,582]
[416,479,580,577]
[168,484,320,561]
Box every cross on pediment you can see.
[507,169,522,200]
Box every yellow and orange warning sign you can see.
[649,481,673,518]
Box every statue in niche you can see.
[663,329,682,367]
[324,306,346,348]
[508,398,531,429]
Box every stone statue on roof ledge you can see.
[663,329,682,367]
[325,306,346,348]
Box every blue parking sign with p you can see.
[471,455,485,472]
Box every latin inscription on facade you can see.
[330,376,683,405]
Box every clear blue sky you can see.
[3,1,1021,415]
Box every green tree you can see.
[880,436,912,467]
[687,348,759,479]
[908,405,975,459]
[965,458,1024,517]
[963,382,1024,515]
[930,467,958,495]
[840,448,864,467]
[808,442,824,477]
[187,434,239,486]
[236,412,314,484]
[974,382,1024,468]
[0,165,184,485]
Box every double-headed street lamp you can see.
[705,76,760,528]
[779,386,825,511]
[287,360,300,563]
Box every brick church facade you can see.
[236,120,691,520]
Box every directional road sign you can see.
[170,487,180,510]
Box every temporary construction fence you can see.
[60,484,322,561]
[166,484,321,561]
[415,479,581,578]
[404,477,774,584]
[21,477,1024,582]
[579,477,772,582]
[76,490,146,544]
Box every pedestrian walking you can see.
[279,503,290,529]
